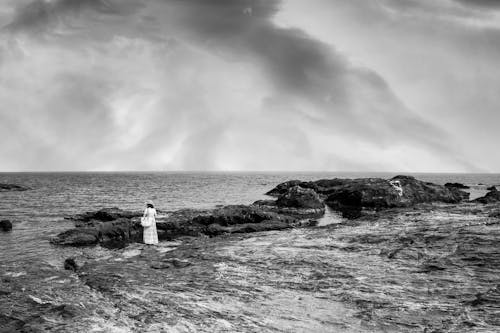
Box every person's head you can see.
[146,200,154,209]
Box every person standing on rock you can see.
[142,200,158,245]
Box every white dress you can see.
[143,207,158,245]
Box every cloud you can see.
[0,0,485,171]
[454,0,500,9]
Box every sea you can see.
[1,172,499,266]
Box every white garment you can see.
[143,207,158,245]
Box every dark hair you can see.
[147,203,154,208]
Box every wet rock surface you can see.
[2,203,500,332]
[0,183,29,192]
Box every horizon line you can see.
[0,170,499,174]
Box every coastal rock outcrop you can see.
[52,205,298,247]
[276,185,323,209]
[52,208,143,247]
[51,175,471,246]
[0,220,12,232]
[265,178,348,197]
[325,175,469,218]
[325,176,469,218]
[268,175,469,219]
[65,207,140,226]
[390,175,469,204]
[178,205,295,237]
[0,183,29,192]
[255,185,325,219]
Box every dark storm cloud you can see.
[145,0,450,153]
[0,0,480,171]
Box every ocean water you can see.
[0,172,499,265]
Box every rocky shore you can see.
[50,184,326,248]
[2,175,500,332]
[50,175,474,248]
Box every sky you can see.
[0,0,498,172]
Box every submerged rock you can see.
[0,183,29,192]
[0,220,12,232]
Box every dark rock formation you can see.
[52,218,142,248]
[187,205,295,237]
[255,185,326,219]
[65,207,140,226]
[266,178,349,197]
[393,175,469,204]
[53,205,298,247]
[487,186,497,191]
[53,208,144,248]
[445,182,470,189]
[270,175,469,219]
[0,220,12,232]
[266,180,305,196]
[276,185,323,209]
[0,183,29,192]
[64,258,78,272]
[325,189,365,219]
[474,188,500,204]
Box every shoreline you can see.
[1,175,500,332]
